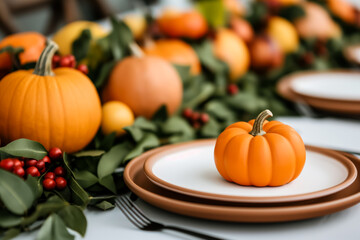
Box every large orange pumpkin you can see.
[102,44,183,119]
[143,39,201,75]
[213,29,250,81]
[157,9,208,39]
[0,41,102,153]
[0,32,46,70]
[214,110,306,187]
[327,0,359,26]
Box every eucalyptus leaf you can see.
[124,133,160,162]
[97,142,132,180]
[0,209,23,228]
[74,170,98,189]
[36,214,74,240]
[72,29,92,61]
[58,205,87,237]
[94,200,115,210]
[0,169,35,215]
[0,138,47,160]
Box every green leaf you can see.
[173,64,192,85]
[72,29,92,61]
[106,17,133,61]
[124,133,160,162]
[94,60,117,88]
[196,0,226,28]
[225,92,267,113]
[162,116,195,143]
[182,82,215,109]
[193,40,226,73]
[0,169,35,215]
[26,176,43,199]
[133,117,157,132]
[151,105,168,122]
[123,126,144,142]
[74,170,98,189]
[2,228,21,240]
[36,214,74,240]
[0,209,23,228]
[94,200,115,210]
[205,100,235,122]
[68,176,89,207]
[21,196,68,227]
[62,153,75,177]
[0,138,47,160]
[97,142,132,180]
[58,205,87,237]
[74,150,105,158]
[99,175,116,193]
[200,118,221,137]
[279,5,305,22]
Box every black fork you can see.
[115,195,224,240]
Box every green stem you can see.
[33,40,58,76]
[249,109,273,136]
[129,42,144,57]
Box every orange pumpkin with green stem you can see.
[0,40,102,153]
[214,109,306,187]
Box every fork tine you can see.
[115,198,144,229]
[119,195,151,224]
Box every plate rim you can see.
[124,142,360,222]
[143,139,357,203]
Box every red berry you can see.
[191,112,200,122]
[42,156,51,164]
[13,159,24,168]
[44,172,55,180]
[54,166,65,177]
[0,158,14,171]
[26,166,40,177]
[68,55,76,68]
[59,56,71,67]
[55,177,67,190]
[13,167,25,178]
[227,84,238,95]
[43,178,56,190]
[49,147,62,160]
[26,159,38,167]
[36,160,45,170]
[200,113,209,124]
[182,108,193,119]
[192,121,201,129]
[76,64,88,75]
[52,54,61,67]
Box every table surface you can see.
[14,116,360,240]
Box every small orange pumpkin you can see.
[102,43,183,119]
[143,39,201,75]
[157,9,208,39]
[214,110,306,187]
[0,32,46,70]
[0,40,102,153]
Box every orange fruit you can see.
[267,17,299,53]
[101,101,135,136]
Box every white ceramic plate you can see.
[143,140,357,203]
[290,72,360,101]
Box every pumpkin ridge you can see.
[16,74,35,141]
[262,135,273,186]
[53,75,66,150]
[33,76,41,144]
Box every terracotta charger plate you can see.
[124,140,360,222]
[276,70,360,114]
[143,140,357,203]
[344,44,360,65]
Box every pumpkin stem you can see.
[33,40,58,76]
[249,109,273,136]
[129,42,144,57]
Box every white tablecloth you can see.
[15,116,360,240]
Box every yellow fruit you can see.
[123,14,147,40]
[52,21,107,55]
[213,29,250,82]
[267,17,299,53]
[101,101,135,136]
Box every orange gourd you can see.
[102,43,183,119]
[0,32,46,70]
[0,41,102,153]
[143,39,201,75]
[214,110,306,187]
[157,10,208,39]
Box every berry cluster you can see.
[0,147,67,191]
[52,54,89,75]
[227,84,239,95]
[182,108,209,129]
